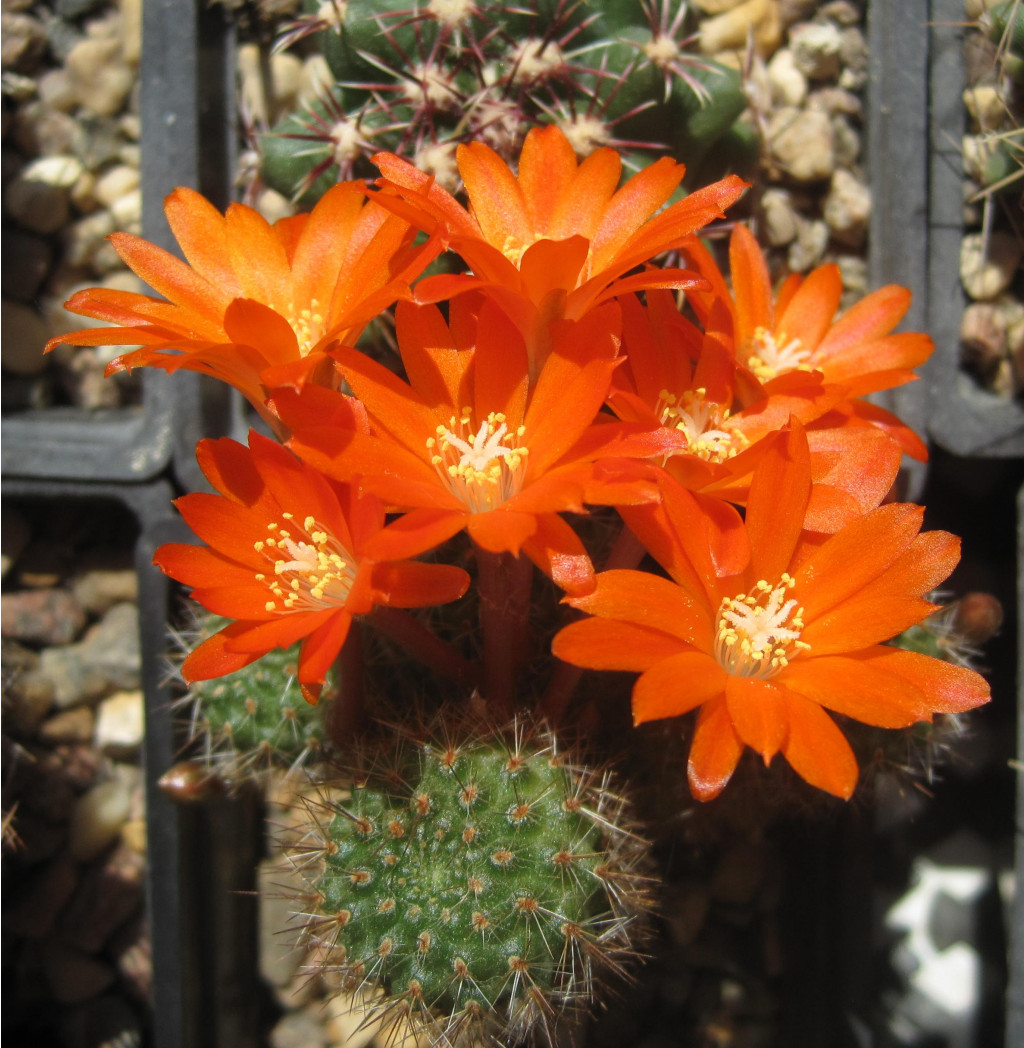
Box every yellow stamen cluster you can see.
[714,574,811,679]
[252,511,357,612]
[657,387,747,463]
[744,327,813,382]
[499,231,544,268]
[287,297,326,357]
[427,408,529,513]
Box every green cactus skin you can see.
[262,0,753,201]
[184,633,333,782]
[285,715,651,1046]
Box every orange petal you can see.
[781,653,929,726]
[395,301,467,414]
[567,568,713,647]
[195,435,266,506]
[725,675,787,761]
[467,509,537,556]
[775,263,842,353]
[370,561,470,608]
[728,225,773,342]
[590,156,682,267]
[108,232,227,325]
[520,512,595,594]
[223,201,292,308]
[792,503,925,621]
[687,696,744,801]
[550,145,622,241]
[517,124,582,233]
[633,651,726,724]
[153,544,254,589]
[745,426,812,581]
[224,609,336,653]
[815,284,912,359]
[552,617,686,672]
[181,624,262,681]
[779,690,859,799]
[164,187,240,296]
[861,647,991,714]
[297,611,352,702]
[361,508,467,561]
[458,140,532,251]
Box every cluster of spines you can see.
[259,0,754,203]
[281,714,652,1046]
[177,620,333,784]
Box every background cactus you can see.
[283,714,652,1045]
[260,0,757,203]
[180,618,335,783]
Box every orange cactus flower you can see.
[277,298,662,595]
[683,225,933,459]
[608,291,903,533]
[552,428,989,801]
[155,428,470,703]
[45,183,436,423]
[372,124,747,376]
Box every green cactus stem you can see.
[283,714,652,1045]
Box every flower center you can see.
[253,512,357,612]
[499,232,544,268]
[287,298,326,357]
[656,387,747,464]
[427,409,529,513]
[714,575,810,679]
[744,327,812,382]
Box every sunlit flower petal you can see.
[156,431,469,702]
[554,428,990,800]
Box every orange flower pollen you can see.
[427,409,529,513]
[744,327,812,382]
[287,298,326,357]
[499,232,544,267]
[714,574,810,679]
[252,512,357,612]
[657,387,747,464]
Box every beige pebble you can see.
[963,84,1006,131]
[960,232,1023,301]
[93,164,140,209]
[766,47,808,106]
[824,168,871,248]
[767,106,835,181]
[94,690,145,755]
[700,0,781,57]
[69,779,132,862]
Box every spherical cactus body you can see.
[186,634,332,782]
[289,716,650,1045]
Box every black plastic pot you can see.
[869,0,1024,460]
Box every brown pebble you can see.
[1,588,87,646]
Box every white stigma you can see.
[714,576,810,679]
[745,327,813,382]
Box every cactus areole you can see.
[292,721,648,1044]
